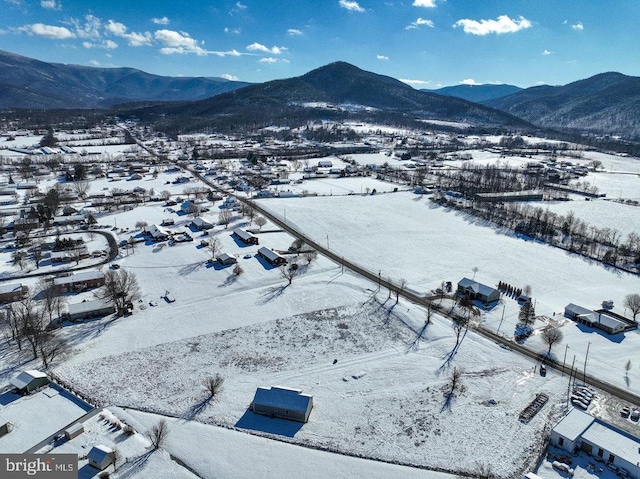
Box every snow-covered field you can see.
[257,192,640,389]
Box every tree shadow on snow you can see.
[218,274,238,288]
[184,397,212,420]
[256,284,288,305]
[178,262,204,276]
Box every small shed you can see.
[87,445,114,470]
[64,422,84,440]
[217,253,237,265]
[10,370,49,393]
[250,386,313,423]
[0,414,10,438]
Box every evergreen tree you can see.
[518,299,535,325]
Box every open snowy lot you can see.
[57,298,566,478]
[257,192,640,389]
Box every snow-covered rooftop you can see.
[552,409,595,442]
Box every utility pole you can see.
[497,302,506,334]
[583,342,591,385]
[562,344,569,377]
[567,355,576,405]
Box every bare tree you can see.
[203,374,224,398]
[31,242,43,269]
[232,263,244,276]
[471,266,479,279]
[98,269,141,316]
[244,205,257,223]
[290,238,305,253]
[254,216,267,229]
[280,264,298,285]
[161,190,171,201]
[303,250,318,265]
[38,278,64,324]
[542,327,563,356]
[39,332,69,368]
[207,237,221,260]
[146,419,169,450]
[11,295,47,359]
[624,293,640,321]
[12,251,26,270]
[396,278,407,304]
[625,359,632,377]
[523,285,532,297]
[135,221,148,230]
[218,209,233,229]
[72,180,91,199]
[447,367,464,397]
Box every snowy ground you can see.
[257,192,640,390]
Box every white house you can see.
[10,370,49,393]
[87,445,114,470]
[551,409,640,478]
[192,217,214,230]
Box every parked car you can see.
[630,409,640,422]
[621,406,631,418]
[110,263,120,269]
[552,461,574,476]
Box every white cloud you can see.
[40,0,61,10]
[377,54,389,60]
[221,73,239,81]
[339,0,365,12]
[413,0,436,7]
[542,49,552,55]
[235,2,247,9]
[572,22,584,30]
[210,49,243,57]
[406,17,434,30]
[20,23,75,39]
[454,15,532,35]
[400,78,430,86]
[259,57,290,64]
[104,20,127,36]
[105,20,152,46]
[69,14,101,39]
[82,39,117,49]
[246,42,286,54]
[151,16,170,25]
[224,27,241,34]
[155,29,207,55]
[460,78,480,85]
[287,28,303,36]
[88,59,100,66]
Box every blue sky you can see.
[1,0,638,88]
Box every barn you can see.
[257,247,287,266]
[217,253,237,265]
[87,445,114,470]
[250,386,313,423]
[10,370,49,393]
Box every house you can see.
[144,224,171,241]
[257,247,287,266]
[551,409,640,478]
[65,299,116,321]
[52,214,86,225]
[317,160,333,168]
[13,218,39,232]
[50,248,90,263]
[233,227,259,245]
[250,386,313,423]
[457,278,500,304]
[217,253,237,265]
[192,217,214,230]
[10,370,49,393]
[0,283,28,303]
[564,303,637,335]
[161,218,174,226]
[87,445,114,471]
[0,414,9,438]
[53,271,105,293]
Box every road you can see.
[135,134,640,407]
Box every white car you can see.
[552,461,574,476]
